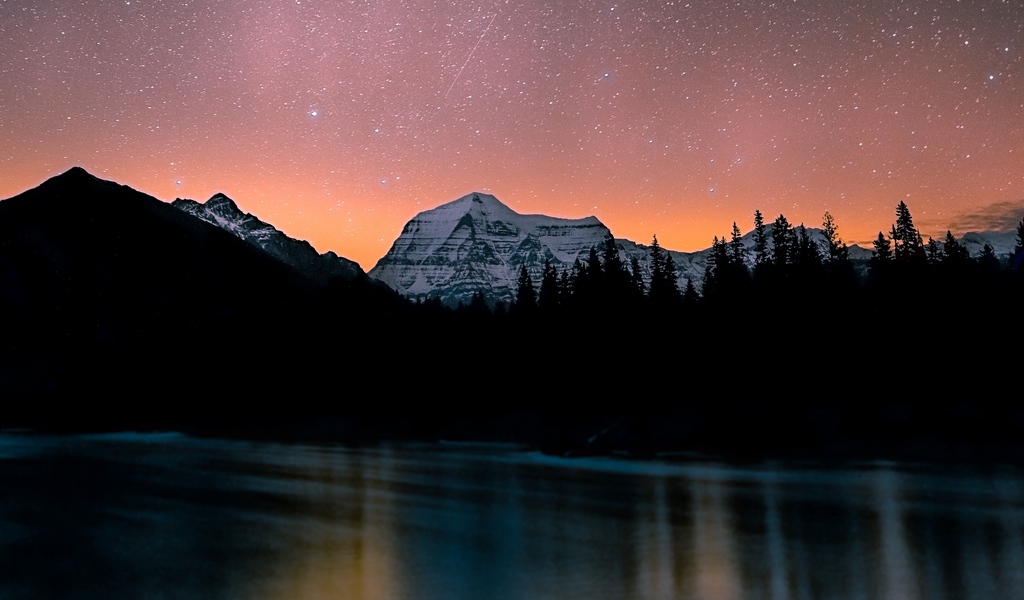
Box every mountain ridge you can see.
[369,192,614,306]
[368,192,1021,305]
[172,193,363,284]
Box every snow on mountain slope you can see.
[958,231,1017,258]
[369,193,626,306]
[369,192,1020,305]
[367,193,850,305]
[173,194,363,283]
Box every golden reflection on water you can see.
[220,450,1024,600]
[631,478,677,599]
[223,450,1024,600]
[762,474,791,600]
[232,446,401,600]
[872,468,920,600]
[690,473,740,600]
[6,436,1024,600]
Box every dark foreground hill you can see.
[0,168,406,418]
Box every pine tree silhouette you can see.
[891,201,925,263]
[515,264,536,313]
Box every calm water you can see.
[1,433,1022,600]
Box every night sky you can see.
[2,0,1022,269]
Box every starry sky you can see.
[2,0,1022,269]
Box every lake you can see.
[1,433,1022,599]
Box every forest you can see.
[438,201,1021,327]
[3,185,1021,462]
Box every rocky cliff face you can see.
[368,192,715,306]
[173,194,363,283]
[369,193,622,305]
[372,193,1024,305]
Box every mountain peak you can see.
[422,192,519,222]
[49,166,109,189]
[171,190,364,282]
[369,192,612,305]
[61,166,93,179]
[205,193,241,216]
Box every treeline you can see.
[376,201,1024,459]
[8,182,1021,460]
[423,201,1023,330]
[396,200,1023,404]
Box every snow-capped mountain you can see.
[956,231,1018,258]
[173,194,363,283]
[368,192,703,305]
[369,193,602,305]
[372,192,1020,305]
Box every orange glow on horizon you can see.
[1,0,1021,270]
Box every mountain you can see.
[957,230,1018,258]
[367,192,712,306]
[0,167,363,404]
[367,192,884,305]
[369,193,617,306]
[369,192,1024,305]
[173,194,363,283]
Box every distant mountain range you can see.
[368,192,1018,306]
[2,169,1017,312]
[368,191,720,306]
[2,168,1021,452]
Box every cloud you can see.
[920,200,1024,234]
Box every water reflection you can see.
[1,434,1023,600]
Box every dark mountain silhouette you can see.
[0,167,399,421]
[2,168,1022,464]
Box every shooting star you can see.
[445,11,499,99]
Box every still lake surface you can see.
[1,433,1022,600]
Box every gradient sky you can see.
[2,0,1022,269]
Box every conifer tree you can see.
[871,232,892,262]
[821,211,849,264]
[819,212,855,294]
[630,256,645,295]
[796,224,822,267]
[602,235,625,276]
[729,222,746,269]
[569,258,585,302]
[701,236,728,301]
[869,231,893,283]
[538,259,560,310]
[723,222,751,293]
[662,254,681,303]
[573,246,602,306]
[587,246,603,279]
[926,237,942,264]
[601,234,633,303]
[515,264,536,312]
[791,225,823,292]
[979,243,1000,272]
[559,269,572,302]
[1015,219,1024,260]
[752,210,769,271]
[891,201,925,263]
[942,230,970,268]
[682,278,700,305]
[701,236,716,292]
[649,234,680,307]
[771,214,796,268]
[649,235,665,290]
[468,291,489,315]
